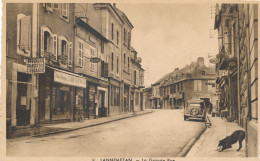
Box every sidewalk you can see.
[186,115,246,157]
[7,110,153,140]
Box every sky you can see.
[117,3,218,87]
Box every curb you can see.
[176,116,211,157]
[30,111,153,138]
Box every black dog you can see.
[217,130,245,152]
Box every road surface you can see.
[7,109,205,157]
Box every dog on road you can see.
[217,130,245,152]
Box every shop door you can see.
[16,72,31,126]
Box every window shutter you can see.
[20,16,31,51]
[68,42,72,66]
[40,26,44,57]
[58,38,61,56]
[52,34,57,60]
[81,43,84,66]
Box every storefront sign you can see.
[26,58,45,73]
[54,70,86,88]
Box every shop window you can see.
[17,14,31,56]
[60,3,69,22]
[78,41,84,67]
[111,85,120,106]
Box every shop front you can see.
[38,66,86,123]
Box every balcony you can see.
[216,52,237,71]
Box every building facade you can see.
[6,3,145,135]
[159,58,217,110]
[214,4,258,156]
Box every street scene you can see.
[4,2,258,158]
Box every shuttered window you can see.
[78,41,84,67]
[68,42,73,66]
[18,15,31,55]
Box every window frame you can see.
[60,3,69,22]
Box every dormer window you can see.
[202,71,205,75]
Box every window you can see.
[128,57,130,70]
[60,3,69,21]
[111,23,114,40]
[78,41,84,67]
[124,28,126,43]
[124,54,126,67]
[194,80,202,91]
[117,31,119,45]
[44,32,53,54]
[173,85,176,93]
[202,71,205,75]
[61,40,67,56]
[101,40,104,53]
[17,14,31,56]
[134,70,137,85]
[181,82,183,91]
[90,49,95,72]
[101,61,108,78]
[111,52,114,71]
[128,32,130,47]
[117,56,119,74]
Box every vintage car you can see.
[184,99,207,121]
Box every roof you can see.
[153,59,216,88]
[114,7,134,29]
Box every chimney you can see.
[113,3,116,8]
[197,57,204,67]
[175,68,179,71]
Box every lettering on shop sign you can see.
[54,70,86,88]
[26,58,45,73]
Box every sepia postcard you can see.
[1,0,259,161]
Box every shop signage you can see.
[26,58,45,73]
[54,70,86,88]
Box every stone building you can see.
[6,3,145,137]
[159,57,217,109]
[214,4,258,156]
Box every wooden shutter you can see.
[20,16,31,51]
[52,34,57,60]
[40,26,44,57]
[68,42,72,66]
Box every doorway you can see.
[16,72,31,126]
